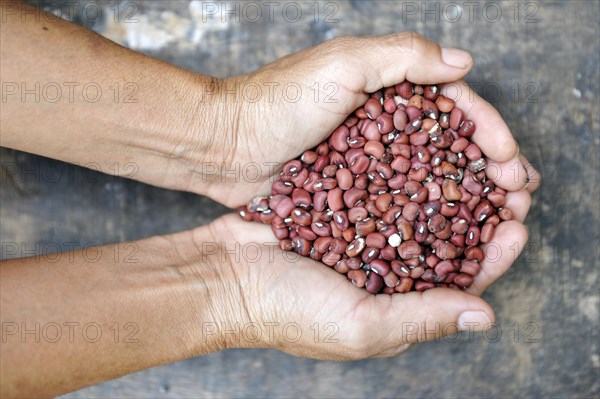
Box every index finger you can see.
[440,80,518,163]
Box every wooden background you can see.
[1,0,598,397]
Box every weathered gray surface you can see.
[1,0,599,397]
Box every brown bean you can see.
[458,120,476,137]
[364,98,383,119]
[473,200,493,222]
[292,237,311,256]
[395,277,414,293]
[398,240,422,259]
[291,208,312,226]
[320,251,341,267]
[454,273,474,288]
[366,232,387,248]
[393,109,408,131]
[369,259,391,276]
[390,156,411,174]
[311,221,332,237]
[415,281,435,292]
[365,272,384,294]
[435,95,455,113]
[464,246,485,262]
[346,257,362,270]
[313,236,333,253]
[348,269,367,288]
[346,237,366,257]
[465,226,481,246]
[395,81,413,98]
[364,140,385,159]
[343,187,367,208]
[274,197,295,218]
[356,218,376,237]
[376,113,394,134]
[449,107,464,130]
[380,244,397,260]
[442,179,462,201]
[383,271,400,287]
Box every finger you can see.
[351,33,474,91]
[466,220,528,296]
[213,213,276,244]
[486,153,529,191]
[379,288,495,346]
[519,153,542,193]
[440,80,518,163]
[504,190,532,223]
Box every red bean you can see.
[365,272,384,294]
[454,273,474,288]
[449,107,463,130]
[465,226,481,246]
[434,95,455,113]
[364,98,383,119]
[366,232,387,249]
[348,269,367,288]
[369,259,391,276]
[458,120,476,137]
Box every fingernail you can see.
[457,310,492,331]
[441,48,472,69]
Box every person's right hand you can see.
[202,196,536,359]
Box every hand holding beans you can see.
[198,33,540,358]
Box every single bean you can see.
[458,120,476,137]
[343,188,367,208]
[395,81,413,99]
[395,277,414,293]
[398,240,422,259]
[473,200,493,222]
[442,179,463,201]
[435,95,455,113]
[365,272,384,294]
[366,232,387,248]
[415,281,435,292]
[346,237,367,257]
[449,107,464,130]
[464,246,485,262]
[348,269,367,288]
[370,259,391,276]
[376,113,394,134]
[364,98,383,119]
[454,273,474,288]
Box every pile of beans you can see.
[238,80,513,294]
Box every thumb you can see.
[350,33,473,92]
[387,288,495,344]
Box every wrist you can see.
[169,220,256,354]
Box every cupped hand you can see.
[203,32,539,207]
[208,190,535,360]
